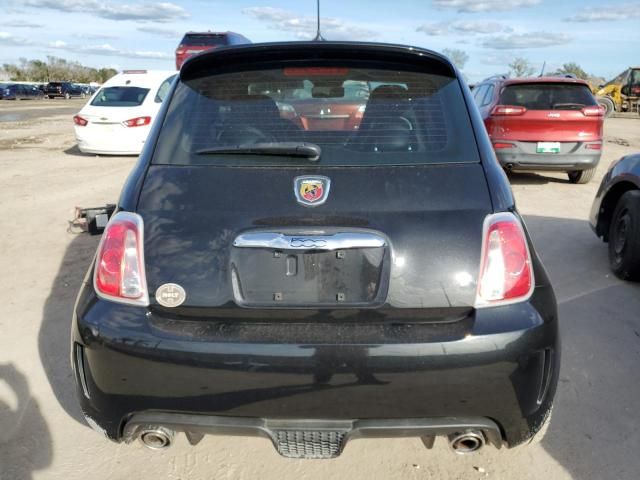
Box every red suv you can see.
[175,32,251,70]
[473,75,604,183]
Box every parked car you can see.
[175,31,250,69]
[44,81,85,99]
[473,75,605,184]
[1,83,45,100]
[71,42,559,459]
[590,153,640,280]
[73,70,176,155]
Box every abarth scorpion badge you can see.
[294,175,331,207]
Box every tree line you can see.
[441,49,606,87]
[1,56,117,84]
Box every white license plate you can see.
[536,142,561,154]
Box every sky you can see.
[0,0,638,82]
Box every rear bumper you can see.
[72,285,559,450]
[123,412,503,457]
[494,140,601,171]
[75,125,147,155]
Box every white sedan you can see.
[73,70,176,155]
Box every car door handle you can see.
[233,232,387,251]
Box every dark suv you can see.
[44,81,85,99]
[71,42,559,459]
[473,75,604,183]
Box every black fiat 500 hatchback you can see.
[72,42,559,459]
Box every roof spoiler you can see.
[180,42,457,82]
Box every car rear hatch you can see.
[47,83,63,94]
[137,44,491,319]
[487,81,603,144]
[78,85,154,129]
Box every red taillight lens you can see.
[122,117,151,127]
[582,106,604,117]
[493,142,516,149]
[94,212,148,306]
[585,143,602,150]
[491,105,527,116]
[176,49,185,55]
[476,212,533,307]
[123,116,151,127]
[73,115,88,126]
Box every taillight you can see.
[585,143,602,150]
[493,142,516,149]
[176,49,185,55]
[93,212,148,306]
[73,115,88,126]
[491,105,527,116]
[582,106,604,117]
[476,212,534,307]
[123,116,151,127]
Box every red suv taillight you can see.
[490,105,527,116]
[123,116,151,127]
[476,212,534,307]
[73,115,88,126]
[93,212,148,306]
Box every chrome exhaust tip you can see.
[449,431,485,455]
[139,427,174,450]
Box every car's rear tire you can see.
[597,96,615,117]
[608,191,640,281]
[567,167,596,184]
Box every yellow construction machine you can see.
[595,67,640,117]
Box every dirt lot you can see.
[1,99,639,480]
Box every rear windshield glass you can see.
[500,83,596,110]
[181,34,228,47]
[153,65,480,166]
[90,86,150,107]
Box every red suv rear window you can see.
[180,34,228,47]
[500,83,597,110]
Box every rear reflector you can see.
[582,106,605,117]
[493,142,516,149]
[123,116,151,127]
[93,212,149,306]
[585,143,602,150]
[491,105,527,116]
[73,115,88,126]
[476,212,534,307]
[284,67,350,77]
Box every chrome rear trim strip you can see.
[233,232,386,251]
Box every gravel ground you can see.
[0,99,639,480]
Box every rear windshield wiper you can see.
[196,142,321,162]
